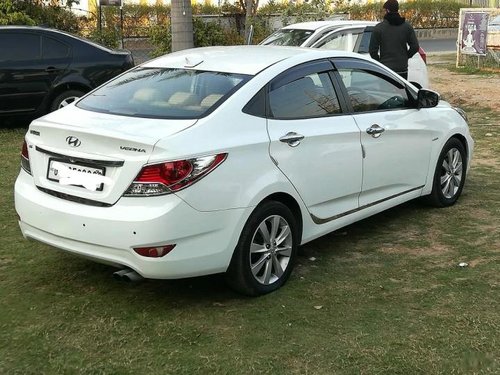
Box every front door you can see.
[335,63,433,207]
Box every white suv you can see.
[260,20,429,88]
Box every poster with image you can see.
[460,11,489,55]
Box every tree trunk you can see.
[171,0,193,52]
[244,0,253,44]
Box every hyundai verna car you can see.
[260,20,429,88]
[15,46,473,296]
[0,26,134,123]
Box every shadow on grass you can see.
[27,199,431,306]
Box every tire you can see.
[424,137,467,207]
[226,201,299,296]
[50,90,85,112]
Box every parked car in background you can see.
[0,26,134,122]
[260,20,429,88]
[15,46,472,296]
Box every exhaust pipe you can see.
[113,268,144,283]
[122,270,143,283]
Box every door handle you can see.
[279,132,304,147]
[366,124,385,138]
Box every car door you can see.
[267,60,363,221]
[41,33,71,89]
[0,31,45,115]
[333,58,433,207]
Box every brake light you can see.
[133,244,176,258]
[418,47,427,64]
[124,153,227,196]
[21,140,31,175]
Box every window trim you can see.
[330,57,418,114]
[266,59,346,120]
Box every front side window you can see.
[269,72,341,119]
[0,33,40,61]
[77,68,251,119]
[338,68,411,113]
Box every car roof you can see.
[141,45,363,75]
[0,25,113,52]
[281,20,378,31]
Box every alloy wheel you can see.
[59,96,79,108]
[249,215,293,285]
[440,147,463,199]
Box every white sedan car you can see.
[15,46,473,296]
[260,20,429,88]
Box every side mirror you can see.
[417,89,439,109]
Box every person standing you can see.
[369,0,419,80]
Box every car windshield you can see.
[260,29,314,46]
[77,67,251,119]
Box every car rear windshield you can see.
[77,67,251,119]
[260,29,314,46]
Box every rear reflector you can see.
[133,245,176,258]
[418,47,427,64]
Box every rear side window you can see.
[77,67,251,119]
[269,72,341,119]
[0,33,40,61]
[260,29,314,46]
[42,36,70,59]
[357,31,372,54]
[316,31,362,52]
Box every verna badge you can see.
[66,136,81,147]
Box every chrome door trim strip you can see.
[310,185,425,224]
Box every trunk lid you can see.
[26,106,197,206]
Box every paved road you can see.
[420,38,457,53]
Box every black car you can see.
[0,26,134,123]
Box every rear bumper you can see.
[15,170,249,279]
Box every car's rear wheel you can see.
[50,90,85,112]
[226,201,298,296]
[425,137,467,207]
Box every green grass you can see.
[1,104,499,374]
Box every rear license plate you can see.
[47,159,106,191]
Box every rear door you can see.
[0,30,71,116]
[267,60,363,221]
[0,31,47,114]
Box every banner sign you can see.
[100,0,122,6]
[460,12,489,55]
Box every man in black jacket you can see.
[369,0,419,80]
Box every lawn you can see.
[1,81,499,374]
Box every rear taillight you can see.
[21,140,31,175]
[124,153,227,197]
[418,47,427,64]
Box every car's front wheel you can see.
[226,201,299,296]
[50,90,85,112]
[425,137,467,207]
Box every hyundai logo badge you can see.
[66,136,81,147]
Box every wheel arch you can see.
[450,133,469,161]
[260,192,304,245]
[47,82,91,111]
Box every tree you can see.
[170,0,194,52]
[0,0,35,25]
